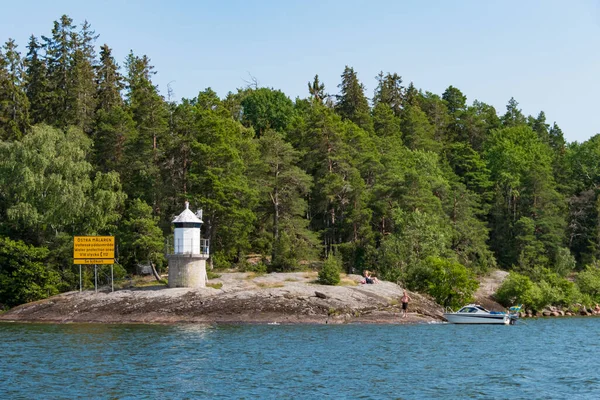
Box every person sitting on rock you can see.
[362,270,379,284]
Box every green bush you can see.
[0,237,60,307]
[210,251,231,270]
[540,270,584,306]
[239,261,267,274]
[497,269,587,311]
[553,247,576,277]
[538,281,561,309]
[496,272,530,306]
[403,261,434,292]
[118,199,165,274]
[495,272,546,310]
[207,270,222,280]
[576,265,600,301]
[318,255,341,285]
[421,257,478,309]
[270,232,299,272]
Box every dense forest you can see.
[1,15,600,311]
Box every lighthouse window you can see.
[175,223,202,228]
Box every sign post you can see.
[73,236,115,293]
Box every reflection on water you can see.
[2,318,600,399]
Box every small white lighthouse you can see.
[167,201,210,288]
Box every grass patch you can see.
[207,271,221,280]
[327,307,340,316]
[284,278,299,282]
[256,282,285,289]
[244,271,267,280]
[135,279,167,288]
[207,282,223,290]
[339,275,358,286]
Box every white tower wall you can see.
[174,227,201,254]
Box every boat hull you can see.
[443,313,510,324]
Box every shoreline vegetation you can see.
[3,15,600,315]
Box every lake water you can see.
[1,318,599,399]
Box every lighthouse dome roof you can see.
[172,202,203,224]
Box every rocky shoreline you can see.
[0,272,445,325]
[519,306,600,318]
[3,271,595,325]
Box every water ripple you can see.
[2,319,600,399]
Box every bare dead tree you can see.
[242,72,259,89]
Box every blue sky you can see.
[1,0,599,143]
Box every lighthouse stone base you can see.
[167,254,208,288]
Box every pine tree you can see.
[442,85,467,115]
[117,199,165,274]
[335,66,372,132]
[501,97,526,127]
[372,102,402,138]
[443,179,496,272]
[400,104,440,152]
[0,39,30,139]
[459,100,500,152]
[308,74,326,104]
[123,51,168,207]
[404,82,420,107]
[255,130,316,265]
[420,92,450,144]
[43,14,77,127]
[95,44,123,111]
[24,35,50,125]
[439,86,467,144]
[93,106,135,173]
[373,71,403,116]
[446,142,493,204]
[293,103,373,266]
[186,90,258,264]
[531,111,549,143]
[71,20,98,133]
[548,122,566,153]
[485,125,565,269]
[91,44,129,174]
[157,94,208,230]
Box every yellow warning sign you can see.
[73,236,114,263]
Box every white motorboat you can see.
[443,304,519,325]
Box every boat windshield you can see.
[456,305,491,313]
